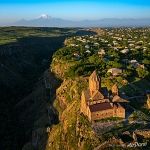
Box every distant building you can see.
[80,70,125,122]
[130,60,139,68]
[121,49,129,54]
[85,45,90,49]
[98,49,105,56]
[107,68,122,76]
[73,52,80,60]
[130,60,144,69]
[85,50,91,54]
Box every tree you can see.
[136,68,149,78]
[88,54,102,65]
[142,59,150,65]
[107,61,122,68]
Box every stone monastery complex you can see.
[80,70,126,121]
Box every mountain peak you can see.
[38,14,51,19]
[11,17,150,27]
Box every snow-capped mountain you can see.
[38,14,51,19]
[10,15,150,27]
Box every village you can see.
[51,27,150,148]
[63,28,150,97]
[65,28,149,75]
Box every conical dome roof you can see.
[89,70,101,95]
[89,70,100,81]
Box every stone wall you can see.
[113,107,125,118]
[91,109,114,121]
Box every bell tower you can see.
[89,70,101,95]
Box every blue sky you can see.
[0,0,150,23]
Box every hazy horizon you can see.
[0,0,150,25]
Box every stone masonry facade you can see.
[80,70,125,122]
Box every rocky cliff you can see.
[0,27,96,150]
[45,77,100,150]
[0,27,72,150]
[22,45,101,150]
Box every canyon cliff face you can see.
[44,77,100,150]
[0,27,96,150]
[23,68,100,150]
[0,35,66,150]
[24,50,100,150]
[22,40,102,150]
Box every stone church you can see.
[80,70,126,122]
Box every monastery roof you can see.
[89,70,99,81]
[91,90,104,101]
[112,95,122,102]
[83,88,109,102]
[112,95,129,103]
[89,102,113,112]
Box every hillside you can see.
[31,28,150,150]
[22,72,100,150]
[0,27,95,150]
[2,27,150,150]
[45,77,100,150]
[0,27,69,150]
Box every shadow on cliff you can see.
[119,77,150,115]
[0,29,96,150]
[39,72,61,150]
[0,36,65,150]
[19,70,62,150]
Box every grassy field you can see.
[0,27,78,45]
